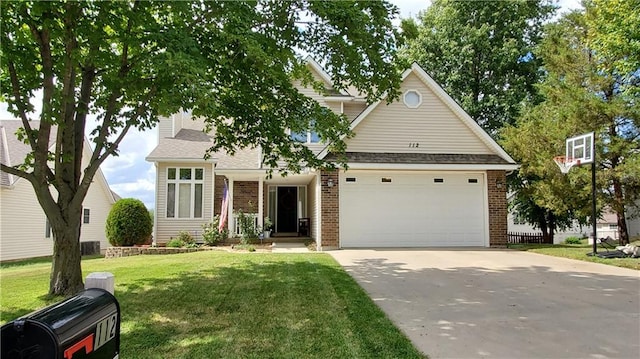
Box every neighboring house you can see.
[508,205,629,243]
[626,201,640,239]
[146,60,518,249]
[508,211,584,244]
[0,120,117,261]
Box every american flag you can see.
[218,181,229,232]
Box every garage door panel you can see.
[340,172,486,247]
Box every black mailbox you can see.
[1,288,120,359]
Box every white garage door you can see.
[339,171,487,247]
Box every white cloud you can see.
[111,179,155,193]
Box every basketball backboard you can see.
[566,132,594,164]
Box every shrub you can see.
[166,238,185,248]
[236,209,259,244]
[564,237,582,245]
[202,216,228,245]
[106,198,152,246]
[176,230,195,244]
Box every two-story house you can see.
[146,59,518,250]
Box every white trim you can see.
[258,176,264,230]
[317,63,517,165]
[228,178,235,235]
[0,126,14,186]
[146,157,217,163]
[315,173,322,250]
[403,89,422,108]
[409,64,516,163]
[343,163,519,171]
[305,56,351,96]
[324,96,354,102]
[153,162,158,245]
[166,167,205,219]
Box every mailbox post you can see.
[1,288,120,359]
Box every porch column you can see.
[228,178,235,235]
[258,176,264,230]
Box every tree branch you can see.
[6,61,36,151]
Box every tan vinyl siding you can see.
[294,81,330,109]
[0,181,54,261]
[180,116,207,131]
[158,116,173,139]
[155,162,214,243]
[345,73,493,154]
[343,102,367,121]
[326,102,342,115]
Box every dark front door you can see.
[277,187,297,232]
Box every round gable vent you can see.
[403,90,422,108]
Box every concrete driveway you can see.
[330,249,640,359]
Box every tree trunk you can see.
[612,178,630,245]
[49,215,84,296]
[548,212,556,244]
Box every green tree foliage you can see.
[400,0,556,134]
[106,198,153,247]
[0,1,402,295]
[503,2,640,244]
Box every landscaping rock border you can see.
[105,246,214,259]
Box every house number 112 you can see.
[409,143,420,148]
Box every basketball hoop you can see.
[553,156,580,174]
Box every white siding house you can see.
[0,120,117,261]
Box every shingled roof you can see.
[0,120,57,187]
[324,152,512,165]
[146,128,262,169]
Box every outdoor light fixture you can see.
[326,178,335,187]
[495,179,504,189]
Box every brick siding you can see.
[487,170,508,247]
[320,170,339,248]
[233,181,259,212]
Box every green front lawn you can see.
[508,239,640,270]
[1,252,425,358]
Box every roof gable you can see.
[0,120,117,203]
[319,63,516,164]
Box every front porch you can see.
[215,170,319,241]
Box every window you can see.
[45,218,51,239]
[609,224,618,230]
[83,208,91,224]
[291,130,320,144]
[166,167,204,218]
[290,120,320,143]
[403,90,422,108]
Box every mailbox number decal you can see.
[63,314,117,359]
[95,314,118,350]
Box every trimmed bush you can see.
[106,198,153,246]
[564,236,582,245]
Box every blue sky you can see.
[1,0,581,210]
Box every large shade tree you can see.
[0,0,402,296]
[502,0,640,244]
[399,0,556,135]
